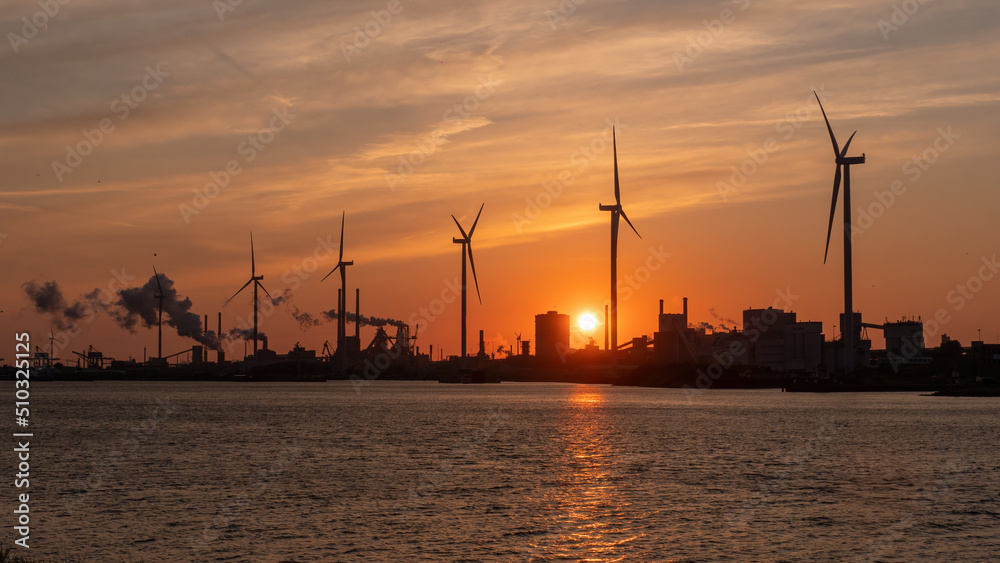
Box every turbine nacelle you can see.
[452,203,484,305]
[227,232,273,304]
[599,128,641,240]
[225,231,271,358]
[815,91,866,265]
[321,212,353,282]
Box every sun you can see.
[578,312,598,331]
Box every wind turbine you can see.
[452,203,484,361]
[226,232,273,359]
[321,212,353,363]
[599,128,641,357]
[152,266,164,361]
[815,91,866,373]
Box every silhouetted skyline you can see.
[2,0,998,361]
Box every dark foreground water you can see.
[11,381,1000,561]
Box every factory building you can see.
[785,322,824,371]
[871,318,929,368]
[884,319,925,357]
[742,308,797,369]
[535,311,570,364]
[743,308,824,373]
[968,341,1000,381]
[649,298,823,373]
[704,330,751,366]
[654,298,698,363]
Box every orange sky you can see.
[2,0,999,361]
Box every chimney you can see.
[683,297,688,327]
[479,330,485,356]
[217,312,225,363]
[429,344,433,360]
[659,299,664,315]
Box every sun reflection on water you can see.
[523,385,650,561]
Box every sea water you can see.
[17,381,1000,561]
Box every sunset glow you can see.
[3,2,1000,561]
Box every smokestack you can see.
[204,315,208,335]
[429,344,433,360]
[217,312,225,364]
[659,299,664,315]
[683,297,688,327]
[479,330,485,356]
[355,288,360,338]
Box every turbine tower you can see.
[598,128,641,357]
[152,266,164,361]
[321,212,353,362]
[226,232,273,359]
[815,91,866,373]
[452,203,484,361]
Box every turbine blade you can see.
[226,279,253,304]
[320,263,341,282]
[814,91,840,157]
[613,127,621,205]
[840,131,857,158]
[468,203,485,238]
[250,232,256,276]
[339,211,345,263]
[257,281,273,301]
[620,208,641,239]
[467,244,482,305]
[824,165,843,264]
[152,265,164,295]
[451,214,469,239]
